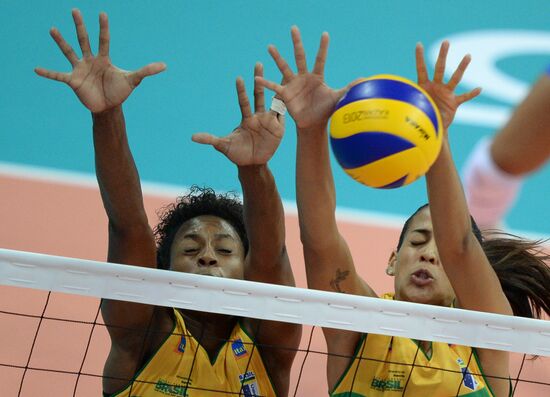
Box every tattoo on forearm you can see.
[330,268,350,293]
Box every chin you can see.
[402,289,440,306]
[195,270,224,277]
[409,296,436,305]
[414,294,451,307]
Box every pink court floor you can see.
[1,172,548,396]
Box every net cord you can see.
[1,248,549,357]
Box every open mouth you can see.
[196,268,222,277]
[411,269,434,286]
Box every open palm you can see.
[35,9,165,113]
[257,27,348,131]
[192,63,284,166]
[415,41,481,131]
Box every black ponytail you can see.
[482,233,550,319]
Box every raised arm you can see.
[416,41,512,396]
[36,10,166,393]
[258,28,375,298]
[192,63,300,396]
[193,63,291,284]
[35,9,165,262]
[416,41,511,315]
[257,27,375,389]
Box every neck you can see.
[179,309,237,338]
[178,309,238,361]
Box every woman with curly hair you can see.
[36,10,300,397]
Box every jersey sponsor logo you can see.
[239,371,261,397]
[175,335,186,353]
[456,358,479,391]
[154,379,189,396]
[370,377,403,392]
[231,338,248,359]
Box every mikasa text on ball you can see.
[329,74,443,188]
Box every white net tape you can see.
[1,248,549,357]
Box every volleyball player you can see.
[462,69,550,230]
[36,10,300,396]
[258,28,550,396]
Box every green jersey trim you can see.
[109,311,178,397]
[329,333,367,396]
[411,339,433,361]
[471,347,512,397]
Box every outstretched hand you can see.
[35,9,166,113]
[256,27,349,131]
[416,41,481,131]
[192,63,284,166]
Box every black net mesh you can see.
[1,286,549,396]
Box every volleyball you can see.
[329,75,443,188]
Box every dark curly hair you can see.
[154,186,249,270]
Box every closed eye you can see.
[217,249,232,254]
[183,248,199,254]
[410,241,426,246]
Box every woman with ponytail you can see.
[397,208,550,322]
[259,27,550,396]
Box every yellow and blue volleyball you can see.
[329,74,443,188]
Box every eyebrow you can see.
[215,233,235,240]
[182,233,235,240]
[410,228,431,237]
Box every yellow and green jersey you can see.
[111,309,276,397]
[331,294,498,397]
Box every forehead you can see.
[406,207,433,234]
[176,215,241,240]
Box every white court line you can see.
[0,161,407,228]
[1,161,547,240]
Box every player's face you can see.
[169,215,245,279]
[387,207,456,307]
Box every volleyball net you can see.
[1,248,549,396]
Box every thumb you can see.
[348,77,366,88]
[127,62,167,87]
[191,133,230,154]
[334,77,365,102]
